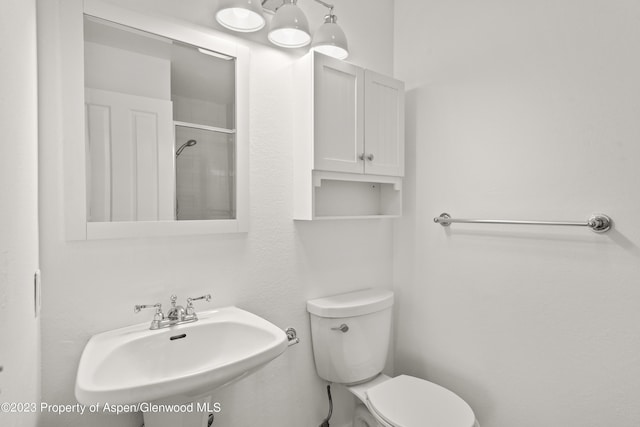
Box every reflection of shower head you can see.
[176,139,197,157]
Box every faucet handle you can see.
[188,294,211,303]
[134,303,164,320]
[170,294,178,306]
[186,294,212,314]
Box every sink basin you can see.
[75,306,288,405]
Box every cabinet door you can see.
[364,70,405,177]
[313,53,364,174]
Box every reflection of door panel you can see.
[85,88,173,221]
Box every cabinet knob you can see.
[367,153,374,161]
[359,153,365,161]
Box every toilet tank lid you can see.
[307,289,394,318]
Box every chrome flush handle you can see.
[331,324,349,333]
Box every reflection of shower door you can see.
[174,124,236,221]
[85,88,174,222]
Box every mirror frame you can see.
[61,0,249,240]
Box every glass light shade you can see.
[216,0,265,33]
[311,15,349,59]
[268,0,311,48]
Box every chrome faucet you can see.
[135,294,212,330]
[167,294,186,322]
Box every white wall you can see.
[38,1,394,426]
[0,1,40,426]
[394,1,640,426]
[84,42,171,100]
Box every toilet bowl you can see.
[307,289,478,427]
[353,403,380,427]
[352,374,476,427]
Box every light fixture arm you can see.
[265,0,334,7]
[313,0,337,24]
[313,0,335,10]
[263,0,336,16]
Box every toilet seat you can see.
[365,375,475,427]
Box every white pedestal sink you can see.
[75,307,289,427]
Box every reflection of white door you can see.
[85,88,174,221]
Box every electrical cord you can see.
[319,384,333,427]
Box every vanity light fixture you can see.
[215,0,349,59]
[268,0,311,48]
[310,7,348,59]
[215,0,266,33]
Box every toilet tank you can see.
[307,289,394,384]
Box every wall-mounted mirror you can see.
[61,0,248,239]
[84,16,236,222]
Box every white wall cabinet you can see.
[294,52,405,220]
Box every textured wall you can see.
[394,1,640,426]
[0,0,40,426]
[37,0,394,426]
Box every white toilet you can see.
[307,289,478,427]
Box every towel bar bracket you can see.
[587,214,612,233]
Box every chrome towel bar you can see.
[433,213,612,233]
